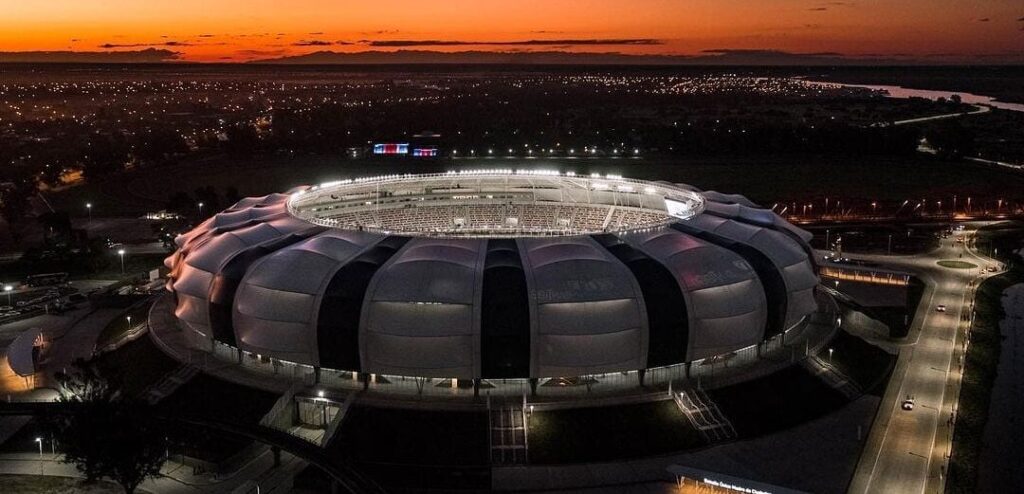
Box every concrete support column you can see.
[529,377,538,397]
[637,368,647,387]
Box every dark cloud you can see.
[98,40,225,48]
[808,7,828,11]
[308,32,324,35]
[236,49,290,57]
[199,34,215,38]
[250,47,1023,65]
[0,48,180,63]
[977,18,990,22]
[99,42,160,48]
[292,39,335,46]
[701,49,840,56]
[1018,16,1024,21]
[364,38,663,47]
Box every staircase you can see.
[488,397,529,464]
[674,388,737,442]
[143,364,200,405]
[802,356,861,400]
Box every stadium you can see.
[161,170,821,396]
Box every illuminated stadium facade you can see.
[163,170,820,391]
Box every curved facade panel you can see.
[685,214,818,329]
[167,208,314,338]
[163,174,819,380]
[360,238,487,378]
[626,229,767,361]
[232,230,383,366]
[519,237,648,377]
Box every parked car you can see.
[936,305,947,312]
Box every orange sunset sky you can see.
[1,0,1023,62]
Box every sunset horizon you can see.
[2,0,1023,63]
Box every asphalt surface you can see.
[847,222,1001,494]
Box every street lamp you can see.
[3,285,12,305]
[828,348,834,365]
[197,202,205,218]
[85,202,92,225]
[117,249,126,275]
[35,437,43,473]
[126,315,132,330]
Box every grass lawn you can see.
[527,400,706,464]
[0,419,49,454]
[869,276,925,338]
[335,406,489,466]
[156,374,278,426]
[0,475,128,494]
[937,260,978,269]
[333,405,490,490]
[819,330,897,395]
[708,366,849,438]
[94,300,154,349]
[947,268,1024,493]
[89,335,179,399]
[975,221,1024,267]
[155,374,279,464]
[0,253,167,283]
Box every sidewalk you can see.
[0,446,307,494]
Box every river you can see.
[801,80,1024,113]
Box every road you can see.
[891,104,990,126]
[847,222,1002,494]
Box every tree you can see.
[166,191,194,218]
[46,359,169,493]
[46,360,121,482]
[223,186,242,208]
[105,407,170,494]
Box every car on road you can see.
[936,304,947,312]
[987,266,997,272]
[902,395,915,411]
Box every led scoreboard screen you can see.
[373,143,409,155]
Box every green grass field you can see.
[0,475,128,494]
[937,260,978,269]
[94,300,154,349]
